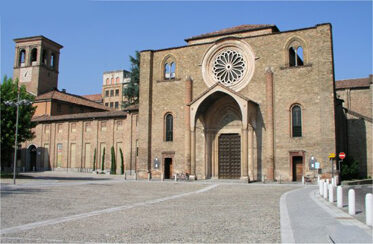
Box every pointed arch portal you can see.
[188,84,258,180]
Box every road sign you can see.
[329,153,336,158]
[339,152,346,160]
[315,162,320,169]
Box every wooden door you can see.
[292,156,303,181]
[218,133,241,179]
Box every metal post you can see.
[331,158,334,180]
[12,89,21,185]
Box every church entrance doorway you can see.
[292,156,303,181]
[164,158,173,179]
[218,133,241,179]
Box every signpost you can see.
[339,152,346,160]
[329,153,336,179]
[338,152,346,185]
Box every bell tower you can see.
[13,36,63,96]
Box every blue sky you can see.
[1,0,372,95]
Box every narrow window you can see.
[111,78,114,84]
[297,47,304,66]
[110,90,114,97]
[164,63,171,79]
[50,53,55,68]
[115,89,119,96]
[116,77,120,84]
[170,62,176,79]
[292,105,302,137]
[115,102,119,109]
[106,78,109,85]
[289,47,296,67]
[110,102,113,108]
[42,50,47,65]
[19,49,26,65]
[105,102,109,107]
[165,113,173,141]
[105,90,109,97]
[31,48,37,63]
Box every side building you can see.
[102,70,131,110]
[335,75,373,177]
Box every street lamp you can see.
[4,89,32,184]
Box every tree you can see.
[122,51,140,108]
[92,148,96,171]
[101,147,105,171]
[110,146,116,174]
[1,76,36,168]
[119,148,124,175]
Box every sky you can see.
[1,0,372,96]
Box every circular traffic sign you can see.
[339,152,346,160]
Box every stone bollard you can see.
[317,175,320,184]
[302,176,305,185]
[326,179,329,184]
[348,189,356,215]
[174,174,177,182]
[323,182,328,199]
[331,178,335,187]
[334,176,338,186]
[161,173,164,181]
[337,186,343,208]
[328,184,334,203]
[319,180,324,196]
[366,193,373,226]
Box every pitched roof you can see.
[335,75,372,90]
[35,90,109,111]
[32,110,127,122]
[185,24,278,42]
[82,94,103,102]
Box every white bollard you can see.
[161,173,164,181]
[348,189,355,215]
[317,175,320,184]
[175,174,177,182]
[366,193,373,226]
[331,178,335,187]
[328,184,334,203]
[326,179,329,184]
[337,186,343,208]
[334,176,338,186]
[302,176,305,184]
[323,182,328,199]
[319,180,324,195]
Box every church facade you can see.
[137,23,337,181]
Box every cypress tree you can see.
[120,148,124,175]
[110,146,116,174]
[101,147,105,171]
[93,148,96,171]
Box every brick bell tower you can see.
[13,36,63,96]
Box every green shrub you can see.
[341,157,361,180]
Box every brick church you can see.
[12,24,372,181]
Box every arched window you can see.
[19,49,26,65]
[165,113,173,141]
[42,50,47,65]
[31,48,37,63]
[116,77,120,84]
[164,63,171,79]
[297,47,304,66]
[292,105,302,137]
[170,62,176,79]
[106,78,109,85]
[111,78,114,84]
[50,53,55,68]
[289,47,304,67]
[286,37,306,67]
[289,47,296,67]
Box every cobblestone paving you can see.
[1,173,297,243]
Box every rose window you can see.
[212,50,246,85]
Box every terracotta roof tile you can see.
[36,90,109,111]
[32,110,127,122]
[82,94,103,102]
[336,75,372,89]
[185,24,278,42]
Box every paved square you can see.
[1,173,297,243]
